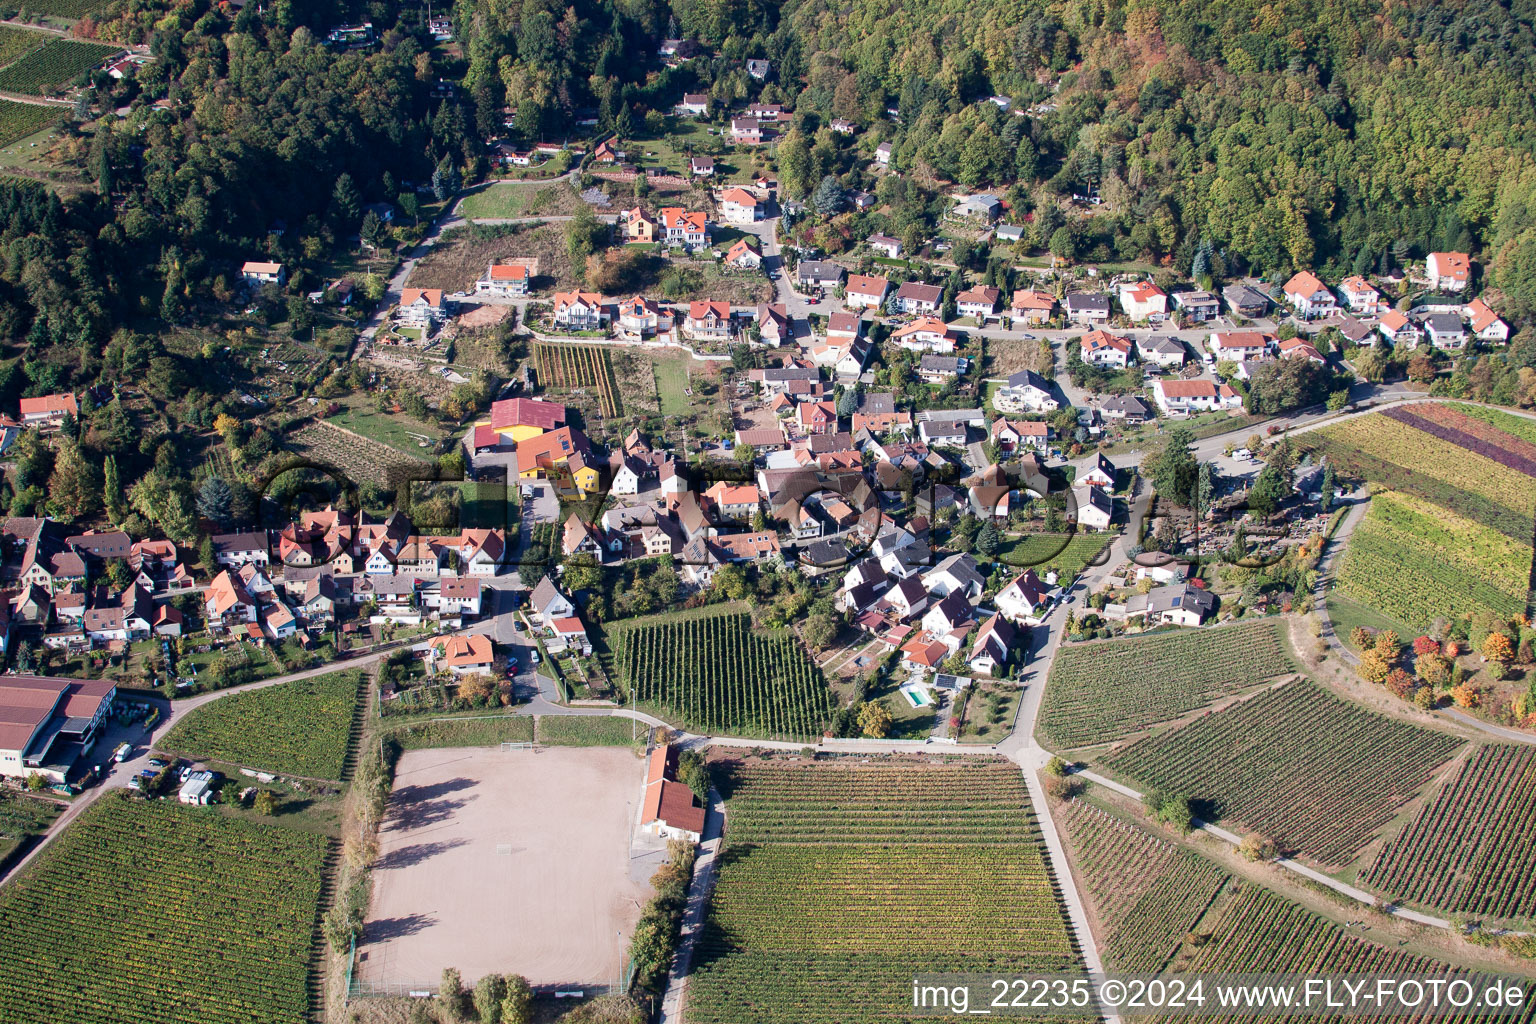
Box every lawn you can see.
[0,99,61,152]
[995,533,1110,580]
[0,798,328,1024]
[958,679,1022,743]
[458,181,580,221]
[535,714,646,746]
[159,670,366,780]
[327,396,447,455]
[387,714,535,750]
[1326,593,1415,654]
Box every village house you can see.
[746,58,771,80]
[1282,271,1337,319]
[676,93,709,116]
[241,261,286,288]
[1170,290,1220,322]
[1425,313,1468,350]
[751,365,821,395]
[1118,280,1168,321]
[995,369,1056,414]
[996,569,1052,623]
[893,281,942,315]
[844,274,889,310]
[892,317,957,353]
[1278,337,1326,364]
[1009,289,1056,326]
[622,206,657,242]
[1111,582,1216,627]
[756,302,790,345]
[1207,330,1274,366]
[397,288,449,327]
[1466,298,1510,343]
[1064,291,1112,323]
[689,155,714,178]
[684,300,735,342]
[1338,275,1381,315]
[529,575,575,628]
[725,237,762,271]
[1072,484,1114,531]
[1222,283,1270,318]
[917,355,966,382]
[796,261,845,293]
[616,295,667,338]
[475,260,531,298]
[1081,329,1133,368]
[1377,310,1422,347]
[1152,378,1244,415]
[990,417,1050,452]
[956,285,1002,321]
[205,570,258,628]
[210,531,269,568]
[1099,395,1151,424]
[968,613,1015,676]
[428,633,496,676]
[951,194,1001,222]
[867,233,901,258]
[641,744,707,843]
[552,291,609,332]
[1426,252,1471,292]
[660,208,709,249]
[489,397,566,443]
[731,117,762,144]
[875,142,893,165]
[1080,452,1116,489]
[18,394,78,430]
[718,187,763,224]
[516,426,600,496]
[1137,335,1186,370]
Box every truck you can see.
[113,742,132,763]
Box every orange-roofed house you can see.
[18,393,78,429]
[1338,275,1381,315]
[1117,280,1168,321]
[844,274,890,310]
[684,300,734,341]
[1377,309,1423,347]
[476,262,530,297]
[490,397,567,441]
[641,744,707,842]
[1010,289,1056,326]
[703,480,761,521]
[516,426,600,496]
[725,237,762,269]
[205,569,257,627]
[241,260,286,287]
[796,399,838,435]
[552,290,608,332]
[622,206,657,242]
[1152,378,1245,415]
[1278,337,1326,364]
[617,295,668,338]
[1426,252,1471,292]
[718,187,762,224]
[956,285,1002,321]
[1081,329,1133,368]
[1466,298,1510,343]
[891,317,957,353]
[1281,271,1337,319]
[398,287,450,327]
[660,207,709,248]
[428,633,495,676]
[899,630,952,671]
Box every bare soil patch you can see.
[358,745,651,988]
[409,222,576,295]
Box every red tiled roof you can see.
[490,398,567,431]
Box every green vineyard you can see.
[0,798,328,1024]
[608,604,833,740]
[0,39,119,95]
[1364,744,1536,922]
[159,670,366,780]
[1057,800,1227,973]
[687,759,1083,1023]
[1037,619,1293,750]
[0,99,60,148]
[1102,680,1462,865]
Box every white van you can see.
[113,743,132,763]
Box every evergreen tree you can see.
[330,173,362,230]
[197,475,233,527]
[812,174,846,215]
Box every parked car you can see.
[113,743,132,763]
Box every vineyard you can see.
[687,759,1083,1023]
[10,0,108,14]
[1101,680,1463,865]
[608,604,833,740]
[1336,491,1529,630]
[159,670,366,780]
[1057,801,1227,973]
[0,98,60,148]
[533,342,622,417]
[1304,408,1536,542]
[0,798,327,1024]
[0,39,119,95]
[1364,744,1536,922]
[0,27,45,68]
[285,419,426,486]
[1036,619,1293,750]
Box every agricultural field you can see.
[607,604,833,741]
[457,181,579,220]
[1101,680,1463,865]
[285,419,427,486]
[8,0,108,14]
[533,342,622,417]
[1036,619,1294,750]
[158,670,366,780]
[0,797,327,1024]
[0,98,60,148]
[0,39,119,95]
[1364,744,1536,922]
[0,791,60,864]
[325,396,447,455]
[1057,800,1228,973]
[997,533,1111,581]
[1335,491,1529,630]
[687,759,1083,1024]
[1452,402,1536,446]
